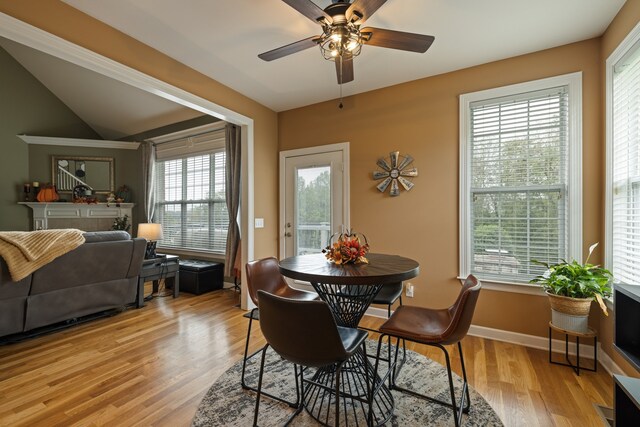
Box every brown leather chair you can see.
[242,257,317,406]
[253,290,369,427]
[373,275,481,427]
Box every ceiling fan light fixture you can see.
[319,22,362,61]
[346,40,359,51]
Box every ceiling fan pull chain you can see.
[339,56,343,108]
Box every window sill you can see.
[456,276,545,296]
[157,246,225,263]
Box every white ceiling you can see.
[62,0,626,112]
[0,37,202,140]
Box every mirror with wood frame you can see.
[51,156,115,194]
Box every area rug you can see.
[193,341,503,426]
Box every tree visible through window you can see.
[155,152,228,253]
[610,39,640,286]
[296,167,331,255]
[460,78,581,284]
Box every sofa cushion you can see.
[83,231,131,243]
[30,240,136,295]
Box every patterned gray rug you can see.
[193,341,503,426]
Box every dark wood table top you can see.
[279,253,419,286]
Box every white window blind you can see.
[469,86,569,282]
[611,43,640,285]
[155,150,228,253]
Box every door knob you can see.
[285,232,292,237]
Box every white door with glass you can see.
[281,144,349,258]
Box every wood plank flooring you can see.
[0,288,612,426]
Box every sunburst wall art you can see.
[372,151,418,197]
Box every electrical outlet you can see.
[254,218,264,228]
[405,282,414,297]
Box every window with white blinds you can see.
[609,38,640,286]
[155,151,228,253]
[460,74,582,285]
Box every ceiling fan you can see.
[258,0,435,85]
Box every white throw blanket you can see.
[0,229,85,282]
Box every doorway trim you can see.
[0,12,255,309]
[278,142,350,258]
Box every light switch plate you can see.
[255,218,264,228]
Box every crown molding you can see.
[18,135,140,150]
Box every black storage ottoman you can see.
[179,260,224,295]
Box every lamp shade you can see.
[138,223,163,241]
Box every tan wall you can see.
[598,0,640,377]
[279,39,602,338]
[0,0,280,259]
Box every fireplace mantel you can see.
[19,202,135,231]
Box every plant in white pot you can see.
[530,243,612,333]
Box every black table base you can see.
[307,282,394,426]
[304,349,394,427]
[279,254,420,426]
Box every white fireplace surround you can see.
[20,202,135,231]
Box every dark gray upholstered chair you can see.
[373,275,481,427]
[253,290,369,427]
[372,282,404,318]
[242,257,317,406]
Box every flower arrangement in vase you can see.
[322,229,370,265]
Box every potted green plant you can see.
[530,243,613,333]
[112,215,131,233]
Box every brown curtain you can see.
[224,124,241,277]
[141,141,156,222]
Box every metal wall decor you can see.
[373,151,418,196]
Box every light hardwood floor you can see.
[0,288,612,426]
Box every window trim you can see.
[155,149,228,254]
[605,21,640,274]
[459,72,583,290]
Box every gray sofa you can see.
[0,231,146,338]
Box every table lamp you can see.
[138,223,164,259]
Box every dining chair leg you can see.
[284,365,305,426]
[242,308,299,408]
[387,339,470,427]
[442,346,461,427]
[335,363,343,427]
[364,343,374,426]
[458,342,471,414]
[373,334,393,395]
[253,344,270,427]
[241,307,258,389]
[390,336,407,387]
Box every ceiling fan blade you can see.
[361,27,435,53]
[282,0,332,24]
[347,0,387,24]
[335,56,354,84]
[258,36,320,61]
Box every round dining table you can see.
[279,252,419,426]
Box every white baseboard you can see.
[467,324,624,376]
[366,306,391,319]
[362,306,624,376]
[222,281,237,289]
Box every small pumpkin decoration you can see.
[36,184,59,202]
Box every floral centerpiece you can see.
[322,229,370,265]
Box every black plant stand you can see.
[548,322,597,376]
